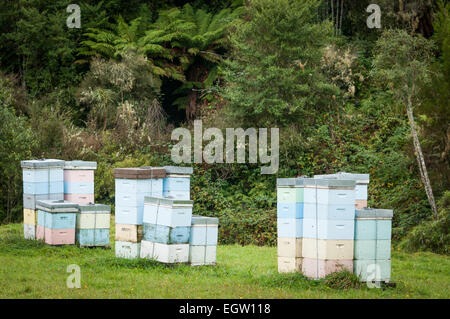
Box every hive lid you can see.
[64,160,97,170]
[114,167,165,179]
[36,200,79,212]
[356,208,393,219]
[314,172,370,184]
[191,215,219,225]
[144,196,193,207]
[78,203,110,213]
[163,166,193,175]
[21,159,65,169]
[277,177,355,188]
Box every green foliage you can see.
[400,191,450,254]
[221,0,339,127]
[322,270,363,290]
[0,102,35,223]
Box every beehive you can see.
[21,159,65,240]
[276,178,305,273]
[162,166,193,200]
[63,161,96,205]
[189,215,219,266]
[115,241,141,259]
[354,208,393,282]
[76,203,110,247]
[35,200,79,245]
[314,172,369,209]
[141,196,194,264]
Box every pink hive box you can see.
[36,225,75,245]
[36,225,45,240]
[64,194,94,205]
[64,170,94,183]
[302,258,353,279]
[355,200,367,209]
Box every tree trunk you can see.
[406,94,439,219]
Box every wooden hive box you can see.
[115,241,141,259]
[189,215,219,246]
[277,238,302,258]
[302,238,354,260]
[115,224,143,243]
[152,243,189,263]
[143,197,193,228]
[302,218,354,240]
[143,223,191,244]
[277,218,302,238]
[302,258,353,279]
[189,245,217,266]
[278,257,303,273]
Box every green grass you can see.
[0,219,449,299]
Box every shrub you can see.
[322,270,363,290]
[400,191,450,254]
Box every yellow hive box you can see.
[23,209,38,225]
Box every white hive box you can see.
[314,172,369,201]
[143,197,193,227]
[152,242,189,263]
[115,241,141,259]
[189,246,217,266]
[140,240,155,259]
[24,224,36,239]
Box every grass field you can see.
[0,219,449,299]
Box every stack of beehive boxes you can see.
[36,200,79,245]
[141,197,193,263]
[302,178,356,278]
[114,167,165,259]
[314,172,369,209]
[189,215,219,266]
[64,161,97,205]
[354,208,393,283]
[76,203,111,247]
[21,159,65,240]
[276,177,356,278]
[276,178,304,273]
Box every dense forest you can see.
[0,0,448,254]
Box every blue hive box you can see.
[303,218,354,240]
[64,181,94,194]
[354,208,393,240]
[277,202,304,219]
[163,176,190,192]
[303,203,355,220]
[354,239,391,260]
[143,223,190,244]
[76,228,109,246]
[277,218,302,238]
[115,205,144,225]
[23,181,64,195]
[189,215,219,246]
[36,200,79,229]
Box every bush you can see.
[322,270,363,290]
[400,191,450,254]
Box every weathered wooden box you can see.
[23,181,64,195]
[23,208,37,225]
[36,225,75,245]
[115,224,143,242]
[64,182,94,194]
[302,238,354,260]
[163,175,190,192]
[354,208,393,240]
[115,241,141,259]
[277,257,303,273]
[37,210,76,229]
[277,237,302,258]
[115,206,144,225]
[64,194,95,205]
[77,203,111,229]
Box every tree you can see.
[221,0,339,127]
[372,29,438,219]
